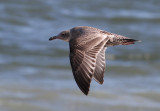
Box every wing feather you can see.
[93,47,107,84]
[69,37,109,95]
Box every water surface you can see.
[0,0,160,111]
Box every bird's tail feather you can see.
[121,39,141,45]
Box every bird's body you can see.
[49,26,140,95]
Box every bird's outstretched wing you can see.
[69,36,109,95]
[93,47,107,84]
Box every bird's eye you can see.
[61,33,66,36]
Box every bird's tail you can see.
[105,33,141,47]
[120,39,141,45]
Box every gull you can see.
[49,26,140,95]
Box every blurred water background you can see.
[0,0,160,111]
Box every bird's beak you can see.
[49,36,57,41]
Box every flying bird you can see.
[49,26,140,95]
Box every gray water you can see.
[0,0,160,111]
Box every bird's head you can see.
[49,30,70,42]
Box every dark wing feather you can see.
[69,36,109,95]
[93,47,107,84]
[70,48,96,95]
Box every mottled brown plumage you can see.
[49,26,140,95]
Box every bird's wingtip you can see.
[82,89,89,96]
